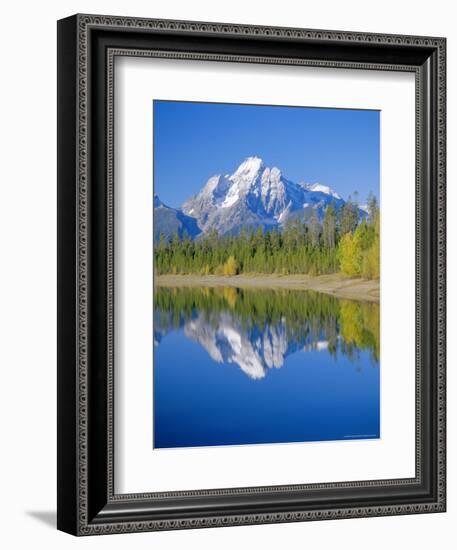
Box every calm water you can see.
[153,286,380,448]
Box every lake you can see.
[153,285,380,449]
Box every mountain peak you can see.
[172,157,364,239]
[153,194,201,241]
[233,156,264,178]
[154,194,165,208]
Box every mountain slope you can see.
[153,195,201,241]
[182,156,357,236]
[156,156,366,239]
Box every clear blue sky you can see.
[153,100,380,208]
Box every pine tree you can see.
[367,192,379,224]
[340,197,358,235]
[308,210,321,247]
[154,191,380,280]
[323,204,336,249]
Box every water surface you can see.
[153,286,380,448]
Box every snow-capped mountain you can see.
[154,307,331,380]
[183,311,297,379]
[153,194,201,241]
[155,156,365,239]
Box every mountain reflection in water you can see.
[154,286,379,380]
[153,286,380,448]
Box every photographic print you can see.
[153,100,380,449]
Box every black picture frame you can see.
[57,13,446,535]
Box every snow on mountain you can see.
[181,156,350,236]
[301,182,342,200]
[157,157,366,239]
[154,308,329,380]
[183,310,307,379]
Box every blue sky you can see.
[153,100,380,208]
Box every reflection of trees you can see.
[154,286,380,364]
[339,301,380,362]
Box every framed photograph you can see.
[57,14,446,535]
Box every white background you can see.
[115,58,415,493]
[0,1,455,549]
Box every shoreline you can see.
[155,273,380,303]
